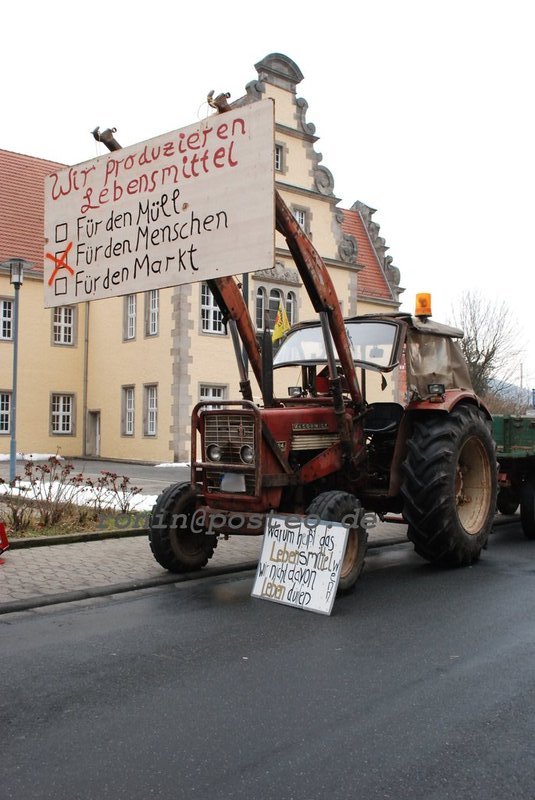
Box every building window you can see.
[53,306,75,345]
[268,288,283,328]
[124,294,137,340]
[0,392,11,434]
[145,289,159,336]
[256,287,298,330]
[256,287,266,331]
[200,384,226,409]
[144,384,158,436]
[293,208,307,230]
[122,386,135,436]
[51,394,74,435]
[275,144,283,172]
[201,282,224,334]
[286,291,297,326]
[1,299,13,340]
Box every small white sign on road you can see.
[251,513,349,615]
[44,101,275,307]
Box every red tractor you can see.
[148,192,498,591]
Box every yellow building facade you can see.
[0,53,401,464]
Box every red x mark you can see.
[46,241,74,286]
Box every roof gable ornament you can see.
[295,97,316,136]
[351,201,403,298]
[253,261,301,286]
[254,53,304,93]
[335,210,358,264]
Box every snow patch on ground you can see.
[0,453,63,462]
[155,462,190,468]
[0,480,157,513]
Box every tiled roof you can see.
[341,206,395,302]
[0,147,400,308]
[0,149,65,274]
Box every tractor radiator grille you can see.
[203,414,255,462]
[203,413,256,495]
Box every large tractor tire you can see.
[520,480,535,539]
[496,488,520,516]
[401,405,497,566]
[149,482,217,573]
[306,491,368,593]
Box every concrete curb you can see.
[0,516,520,616]
[7,528,149,549]
[0,559,261,616]
[0,536,409,616]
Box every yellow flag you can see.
[272,302,291,342]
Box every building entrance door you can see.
[87,411,101,457]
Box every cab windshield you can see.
[273,320,401,372]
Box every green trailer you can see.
[493,414,535,538]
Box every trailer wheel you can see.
[496,488,520,516]
[149,482,217,573]
[402,405,497,566]
[306,491,368,593]
[520,481,535,539]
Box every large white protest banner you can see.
[44,102,274,307]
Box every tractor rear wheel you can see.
[306,491,368,593]
[520,480,535,539]
[149,482,217,573]
[402,405,497,566]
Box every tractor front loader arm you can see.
[275,193,363,408]
[207,275,263,392]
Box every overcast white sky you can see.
[4,0,534,388]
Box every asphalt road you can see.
[3,522,535,800]
[0,457,190,498]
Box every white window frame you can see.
[256,286,298,331]
[0,391,11,434]
[144,384,158,437]
[52,306,75,345]
[200,281,225,336]
[145,289,159,337]
[124,294,137,340]
[51,393,74,435]
[268,288,283,328]
[275,144,283,172]
[293,208,306,229]
[286,291,297,326]
[1,298,13,340]
[122,386,135,436]
[201,282,224,334]
[200,384,227,410]
[256,287,266,331]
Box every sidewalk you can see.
[0,521,409,615]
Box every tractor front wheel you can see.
[149,482,217,573]
[306,491,368,593]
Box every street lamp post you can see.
[1,257,31,482]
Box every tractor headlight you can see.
[206,443,222,462]
[240,444,254,464]
[427,383,445,403]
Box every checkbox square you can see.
[54,277,68,296]
[55,223,68,243]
